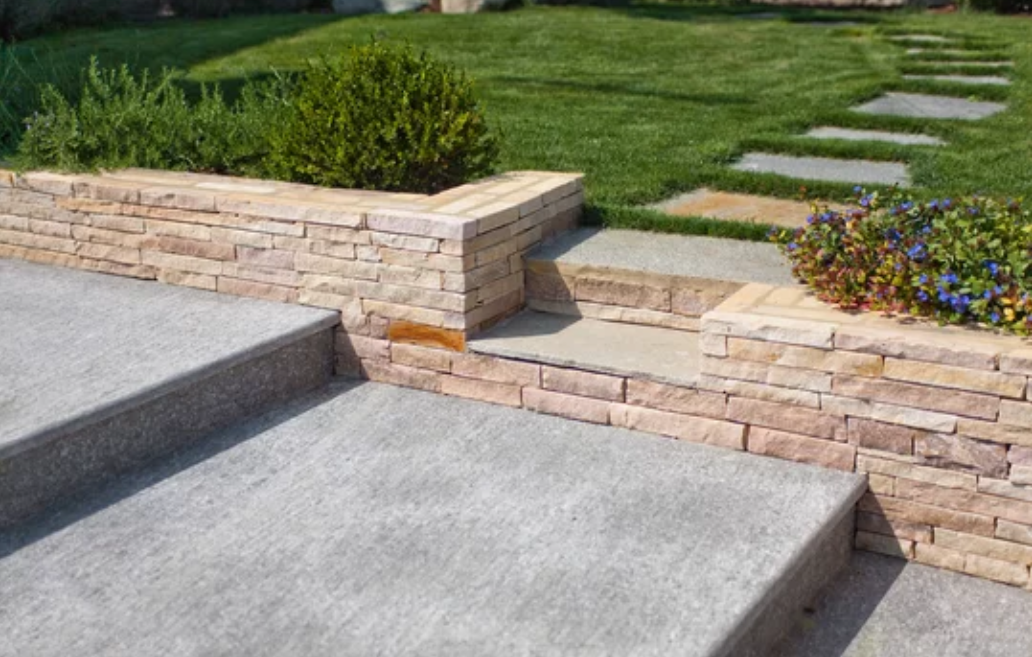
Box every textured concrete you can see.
[777,551,1032,657]
[805,127,945,146]
[651,188,844,229]
[0,258,338,456]
[733,153,911,187]
[852,92,1006,121]
[530,228,796,286]
[0,382,866,657]
[470,312,701,386]
[904,74,1011,86]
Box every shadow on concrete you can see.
[0,379,365,559]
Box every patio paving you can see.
[804,127,945,147]
[732,153,910,187]
[852,92,1006,121]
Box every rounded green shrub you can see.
[773,189,1032,334]
[267,41,500,194]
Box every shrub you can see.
[965,0,1032,14]
[16,58,291,174]
[266,41,500,194]
[772,190,1032,334]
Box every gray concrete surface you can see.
[904,74,1011,86]
[0,382,866,657]
[471,312,701,387]
[530,228,796,286]
[888,34,950,43]
[777,551,1032,657]
[0,258,338,456]
[804,127,945,146]
[732,153,911,187]
[852,93,1006,121]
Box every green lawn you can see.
[4,3,1032,234]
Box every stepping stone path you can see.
[804,127,944,147]
[650,30,1014,226]
[853,92,1006,120]
[732,153,910,187]
[904,74,1011,86]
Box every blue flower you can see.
[986,261,999,276]
[991,312,1001,323]
[940,273,958,285]
[984,290,993,299]
[853,185,863,193]
[919,274,928,284]
[860,196,871,208]
[968,207,979,216]
[788,242,798,251]
[995,286,1004,295]
[807,215,815,224]
[907,243,926,260]
[917,290,929,302]
[901,202,914,212]
[929,200,939,210]
[943,198,952,209]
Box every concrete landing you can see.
[904,74,1011,86]
[0,382,866,657]
[852,93,1006,121]
[529,228,796,287]
[804,127,945,147]
[777,551,1032,657]
[732,153,910,187]
[471,312,701,386]
[0,258,338,526]
[651,188,842,229]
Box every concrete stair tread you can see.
[0,258,338,453]
[0,382,867,657]
[529,228,796,287]
[471,311,702,387]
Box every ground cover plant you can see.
[2,2,1031,233]
[773,189,1032,334]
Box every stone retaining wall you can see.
[0,168,583,370]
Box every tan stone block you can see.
[1012,465,1032,486]
[370,232,440,253]
[701,357,832,393]
[361,360,441,393]
[78,258,155,280]
[379,266,443,291]
[217,277,297,304]
[847,418,917,455]
[335,335,388,362]
[380,248,472,273]
[1011,447,1032,466]
[153,235,234,262]
[997,520,1032,547]
[223,263,301,288]
[56,196,122,215]
[310,240,356,260]
[0,214,28,231]
[747,427,855,471]
[307,225,370,245]
[452,353,540,387]
[956,418,1032,448]
[356,280,469,313]
[575,277,670,312]
[963,554,1030,587]
[299,274,357,297]
[977,478,1032,504]
[236,246,295,270]
[141,250,222,276]
[0,228,76,254]
[1,245,78,269]
[727,397,844,440]
[727,338,884,377]
[296,252,378,280]
[700,333,727,357]
[821,395,957,433]
[390,343,452,373]
[71,225,148,248]
[362,300,449,328]
[441,375,522,407]
[857,511,932,543]
[298,289,354,311]
[76,242,140,265]
[856,530,914,559]
[670,281,742,318]
[542,366,625,402]
[523,388,610,424]
[156,269,217,291]
[884,358,1024,399]
[915,543,966,572]
[477,272,524,304]
[444,259,510,293]
[858,493,995,537]
[387,321,465,352]
[626,379,725,419]
[610,404,745,450]
[366,209,475,241]
[868,473,896,495]
[832,374,998,421]
[999,349,1032,376]
[834,325,1000,371]
[914,433,1008,478]
[19,171,74,196]
[998,400,1032,431]
[140,187,216,212]
[698,375,820,409]
[28,219,71,238]
[703,310,835,349]
[936,528,1032,566]
[895,478,1032,525]
[856,454,976,491]
[211,227,273,249]
[144,219,212,241]
[270,235,310,253]
[89,214,145,234]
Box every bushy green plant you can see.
[965,0,1032,14]
[267,41,499,194]
[16,58,291,174]
[773,189,1032,334]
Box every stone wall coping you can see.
[0,167,584,241]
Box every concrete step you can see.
[525,228,795,332]
[1,382,867,657]
[0,258,339,528]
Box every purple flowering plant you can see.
[772,188,1032,333]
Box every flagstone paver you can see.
[889,34,951,43]
[852,93,1006,121]
[905,48,980,57]
[652,189,844,228]
[804,127,945,147]
[732,153,910,187]
[904,74,1011,86]
[915,60,1014,68]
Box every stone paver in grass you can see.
[805,127,945,147]
[905,48,977,56]
[904,74,1011,86]
[852,92,1006,121]
[916,60,1014,68]
[652,188,843,229]
[732,153,910,187]
[889,34,952,43]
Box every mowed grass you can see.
[4,3,1032,234]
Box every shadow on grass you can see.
[494,74,753,105]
